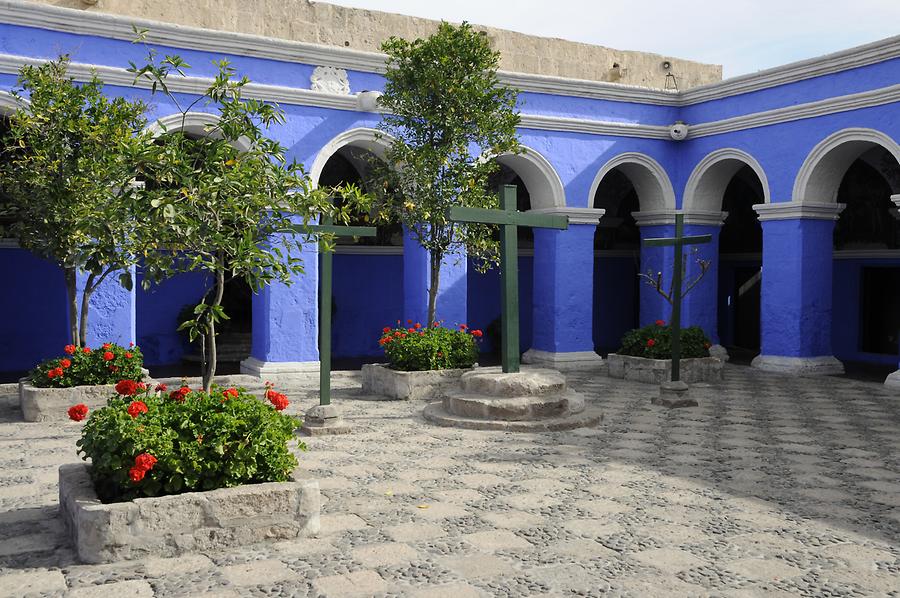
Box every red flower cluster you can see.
[265,386,289,411]
[222,387,239,399]
[64,344,76,355]
[103,343,111,349]
[82,347,91,354]
[655,319,666,326]
[646,339,656,347]
[115,379,139,396]
[47,367,64,379]
[127,400,148,418]
[67,403,89,421]
[169,386,190,402]
[60,358,71,369]
[125,352,133,359]
[129,452,157,483]
[102,351,115,361]
[471,329,483,338]
[155,383,167,393]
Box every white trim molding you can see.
[631,209,727,227]
[239,357,319,378]
[308,127,393,186]
[683,148,771,212]
[0,89,25,114]
[751,355,845,376]
[496,146,566,210]
[518,114,670,139]
[530,207,605,225]
[147,112,252,151]
[589,152,676,212]
[753,202,845,221]
[792,127,900,203]
[632,209,676,226]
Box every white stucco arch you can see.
[309,127,394,187]
[494,146,566,210]
[588,152,676,212]
[793,127,900,203]
[683,148,770,212]
[146,112,252,152]
[0,91,26,115]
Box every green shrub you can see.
[618,320,712,359]
[379,320,482,371]
[29,343,144,388]
[75,383,302,503]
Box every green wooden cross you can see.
[643,212,712,382]
[449,184,568,373]
[293,215,376,406]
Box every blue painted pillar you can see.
[523,209,604,369]
[680,223,722,343]
[751,202,844,375]
[79,266,136,347]
[638,223,676,327]
[242,234,319,377]
[403,227,467,327]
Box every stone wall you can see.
[29,0,722,89]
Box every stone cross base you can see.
[300,404,351,436]
[522,349,603,371]
[652,380,698,408]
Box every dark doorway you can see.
[860,267,900,355]
[592,167,640,354]
[718,165,764,352]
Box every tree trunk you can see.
[78,272,96,348]
[202,257,226,391]
[64,267,78,346]
[426,248,441,327]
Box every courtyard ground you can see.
[0,364,899,597]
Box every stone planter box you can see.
[607,353,723,385]
[59,463,320,564]
[361,363,470,400]
[19,380,116,423]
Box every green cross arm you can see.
[643,234,712,247]
[448,206,568,230]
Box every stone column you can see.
[750,202,845,375]
[241,236,319,378]
[402,227,467,327]
[523,208,604,370]
[680,212,727,356]
[79,266,136,347]
[633,211,675,328]
[884,195,900,387]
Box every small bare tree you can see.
[638,248,711,310]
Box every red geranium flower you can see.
[471,329,483,338]
[383,327,391,333]
[103,351,115,361]
[407,319,412,324]
[102,343,111,349]
[127,401,148,418]
[655,319,666,326]
[459,323,468,330]
[67,404,89,421]
[47,369,57,379]
[128,466,146,483]
[125,352,133,359]
[82,347,91,354]
[414,323,421,329]
[108,365,119,372]
[408,327,415,333]
[433,322,440,327]
[64,344,76,355]
[60,358,71,368]
[134,453,157,471]
[137,382,147,391]
[155,383,167,392]
[268,391,289,411]
[115,379,139,396]
[223,387,239,399]
[646,339,656,347]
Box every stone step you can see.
[423,401,602,432]
[459,367,568,397]
[443,389,585,421]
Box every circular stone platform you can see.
[422,367,602,431]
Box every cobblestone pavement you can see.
[1,364,900,597]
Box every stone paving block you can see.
[632,547,708,574]
[462,530,532,551]
[220,559,300,586]
[142,553,214,577]
[724,557,804,581]
[352,542,420,567]
[67,580,154,598]
[563,518,625,538]
[407,502,469,521]
[479,510,546,529]
[0,570,67,597]
[319,513,370,534]
[408,582,485,598]
[271,537,335,556]
[385,522,447,542]
[437,554,517,578]
[313,569,388,597]
[549,537,620,559]
[457,473,509,487]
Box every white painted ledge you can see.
[240,357,319,378]
[750,354,845,376]
[522,349,603,371]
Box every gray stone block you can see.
[360,363,469,400]
[59,463,320,564]
[606,354,723,385]
[653,380,698,408]
[19,380,116,422]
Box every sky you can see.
[326,0,900,78]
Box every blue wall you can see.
[467,256,534,356]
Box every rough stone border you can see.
[606,353,723,385]
[360,363,470,400]
[19,380,116,422]
[59,463,320,564]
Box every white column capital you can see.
[530,207,605,225]
[753,201,845,221]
